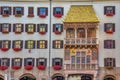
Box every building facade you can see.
[0,0,119,80]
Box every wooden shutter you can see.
[53,40,55,48]
[113,23,115,32]
[113,40,115,48]
[7,58,10,66]
[9,7,11,15]
[12,58,14,66]
[1,7,3,14]
[20,58,22,66]
[32,58,34,66]
[104,58,107,66]
[33,40,35,49]
[37,24,39,32]
[104,40,106,48]
[25,24,28,32]
[52,58,55,66]
[13,24,16,32]
[21,40,23,48]
[37,8,39,16]
[25,41,27,49]
[61,24,63,32]
[113,6,115,14]
[21,24,24,32]
[45,40,47,48]
[104,6,107,15]
[60,59,62,66]
[61,7,64,15]
[45,58,47,66]
[37,40,39,49]
[34,24,36,32]
[12,41,15,48]
[53,7,56,15]
[24,58,26,66]
[13,7,15,15]
[45,24,48,32]
[22,7,24,15]
[36,58,38,66]
[60,40,63,48]
[113,58,116,67]
[8,40,11,48]
[53,24,56,32]
[9,24,11,32]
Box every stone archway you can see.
[19,73,36,80]
[104,75,116,80]
[52,73,65,80]
[68,74,93,80]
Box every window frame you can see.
[53,40,63,49]
[12,40,23,51]
[25,40,35,49]
[12,58,22,66]
[37,24,47,34]
[37,40,47,49]
[104,58,116,67]
[13,23,24,33]
[104,23,115,33]
[52,58,62,66]
[1,23,11,33]
[104,40,115,49]
[1,40,11,51]
[25,24,36,33]
[104,6,115,16]
[53,24,63,34]
[37,7,48,18]
[0,58,10,67]
[24,58,34,66]
[28,7,34,17]
[1,6,11,17]
[53,7,64,17]
[13,7,24,17]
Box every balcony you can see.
[65,38,98,45]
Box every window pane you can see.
[71,56,75,64]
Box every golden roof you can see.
[63,5,99,23]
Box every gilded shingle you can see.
[63,5,99,23]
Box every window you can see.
[1,40,11,51]
[104,58,116,67]
[0,58,9,66]
[37,24,47,34]
[71,56,75,64]
[53,58,62,66]
[37,40,47,49]
[87,28,96,37]
[28,7,34,17]
[37,7,48,18]
[104,6,115,16]
[12,40,23,51]
[65,49,70,60]
[1,6,11,17]
[25,40,35,49]
[1,23,11,33]
[104,40,115,49]
[53,24,63,34]
[104,23,115,33]
[92,49,97,60]
[13,7,24,17]
[66,28,75,38]
[24,58,34,66]
[77,28,85,38]
[76,52,80,64]
[13,23,24,33]
[53,40,63,49]
[26,24,36,33]
[12,58,22,66]
[81,52,86,64]
[53,7,64,17]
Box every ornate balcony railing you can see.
[65,38,98,45]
